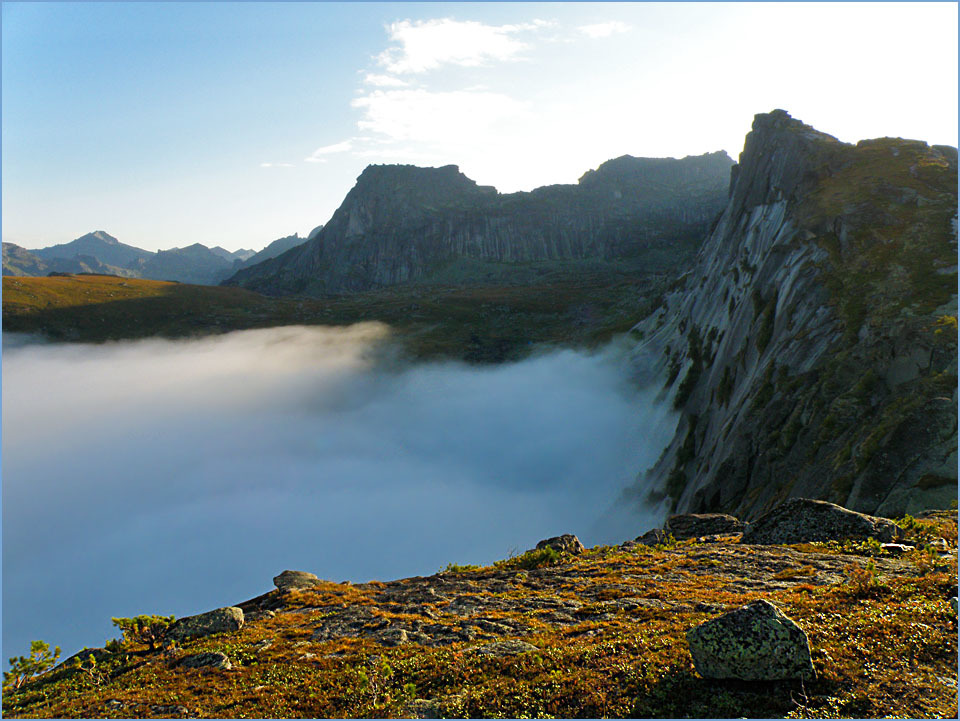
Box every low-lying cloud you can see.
[2,326,676,659]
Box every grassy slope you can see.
[2,514,956,719]
[2,270,665,362]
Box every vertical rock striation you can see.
[223,153,734,296]
[629,110,957,519]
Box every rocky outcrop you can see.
[224,153,734,296]
[686,599,815,680]
[273,569,321,593]
[665,513,744,539]
[167,607,244,641]
[742,498,902,544]
[628,110,958,519]
[535,534,586,555]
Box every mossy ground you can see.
[2,268,665,363]
[3,515,956,719]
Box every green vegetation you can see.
[111,616,176,652]
[3,266,672,364]
[3,515,956,719]
[4,641,61,692]
[493,546,561,570]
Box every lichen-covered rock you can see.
[535,534,585,555]
[686,599,814,680]
[179,652,232,670]
[273,569,321,593]
[742,498,902,544]
[666,513,745,539]
[167,607,244,641]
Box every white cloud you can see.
[578,21,631,39]
[351,88,530,144]
[259,162,294,168]
[377,18,541,74]
[305,140,354,162]
[364,73,409,87]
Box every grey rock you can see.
[635,528,671,545]
[179,652,233,670]
[952,597,958,615]
[742,498,902,545]
[666,513,745,540]
[535,534,585,555]
[168,607,244,641]
[466,640,539,657]
[273,569,321,593]
[686,599,815,680]
[881,543,915,556]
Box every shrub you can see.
[111,615,176,651]
[495,547,561,570]
[3,640,61,691]
[441,562,482,574]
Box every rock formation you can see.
[628,110,957,519]
[224,153,734,296]
[686,599,815,680]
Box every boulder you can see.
[742,498,902,545]
[686,599,815,681]
[167,607,244,641]
[535,534,585,555]
[273,570,321,593]
[179,652,232,670]
[666,513,744,540]
[635,528,671,546]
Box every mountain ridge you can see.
[223,151,734,296]
[625,109,958,519]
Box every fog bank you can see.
[2,326,676,659]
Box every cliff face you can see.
[224,153,734,296]
[629,110,958,519]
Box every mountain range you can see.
[2,230,308,285]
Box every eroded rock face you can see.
[686,599,814,680]
[168,607,244,641]
[627,110,958,519]
[273,570,321,593]
[742,498,902,544]
[535,534,585,555]
[666,513,744,539]
[225,154,733,296]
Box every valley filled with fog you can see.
[2,326,676,658]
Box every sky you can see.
[2,1,957,252]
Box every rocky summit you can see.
[628,110,957,520]
[3,504,956,719]
[224,152,733,296]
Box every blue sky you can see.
[2,1,957,252]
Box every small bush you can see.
[441,562,482,574]
[111,615,176,651]
[495,547,561,570]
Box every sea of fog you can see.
[1,325,677,660]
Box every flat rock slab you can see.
[168,607,244,641]
[274,570,321,593]
[742,498,902,544]
[179,652,233,670]
[686,599,814,681]
[666,513,745,540]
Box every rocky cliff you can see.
[628,110,958,519]
[224,153,734,296]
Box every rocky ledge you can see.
[3,501,957,719]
